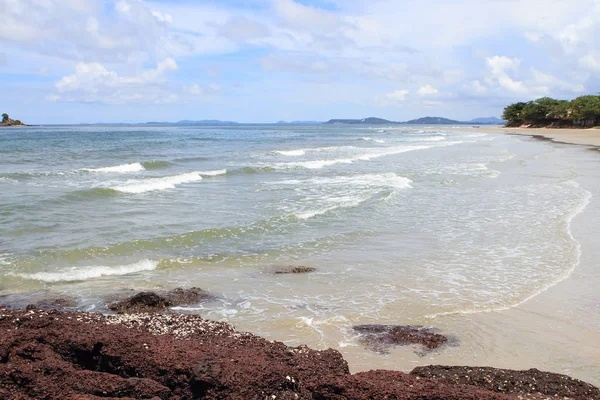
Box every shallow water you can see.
[1,125,598,383]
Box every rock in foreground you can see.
[0,308,597,399]
[353,324,450,354]
[108,287,215,314]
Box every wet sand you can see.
[352,127,600,386]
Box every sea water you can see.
[0,124,596,378]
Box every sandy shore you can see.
[444,126,600,147]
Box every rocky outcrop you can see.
[0,308,597,399]
[353,324,451,355]
[108,287,215,314]
[0,114,25,126]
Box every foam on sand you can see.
[83,163,146,173]
[13,259,158,282]
[111,172,204,193]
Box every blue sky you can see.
[1,0,599,124]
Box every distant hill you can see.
[404,116,464,125]
[326,117,396,125]
[468,117,505,124]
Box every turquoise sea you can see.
[0,124,596,378]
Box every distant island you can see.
[1,113,25,127]
[325,116,504,125]
[503,95,600,128]
[77,116,505,126]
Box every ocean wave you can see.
[403,136,446,142]
[197,169,227,177]
[13,259,158,282]
[273,149,306,156]
[275,145,432,170]
[272,146,356,157]
[111,172,205,194]
[141,161,172,170]
[83,163,146,173]
[359,137,385,144]
[275,173,412,220]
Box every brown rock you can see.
[0,308,597,399]
[353,324,450,354]
[411,365,600,400]
[108,287,214,314]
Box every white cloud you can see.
[217,16,270,41]
[472,55,586,99]
[417,85,439,96]
[0,0,172,62]
[381,89,409,104]
[484,56,527,94]
[530,68,584,93]
[580,52,600,71]
[52,58,180,104]
[467,80,488,95]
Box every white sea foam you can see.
[427,181,592,318]
[198,169,227,176]
[276,173,412,220]
[273,146,357,157]
[14,259,158,282]
[111,172,203,193]
[359,137,385,143]
[404,136,446,142]
[274,149,306,156]
[276,145,432,169]
[83,163,145,173]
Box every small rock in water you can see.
[108,287,215,314]
[353,324,449,354]
[271,265,316,274]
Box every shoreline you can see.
[445,126,600,147]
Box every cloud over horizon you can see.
[0,0,599,123]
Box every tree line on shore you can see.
[502,95,600,128]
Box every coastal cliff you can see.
[0,305,598,399]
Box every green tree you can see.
[521,97,559,124]
[502,102,527,126]
[547,100,571,121]
[1,113,8,123]
[570,95,600,121]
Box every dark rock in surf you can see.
[108,287,214,314]
[353,324,449,354]
[271,265,316,274]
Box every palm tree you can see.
[1,113,8,123]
